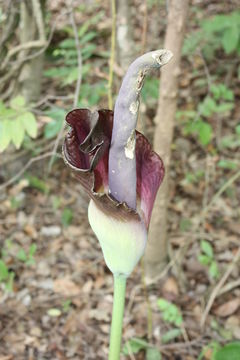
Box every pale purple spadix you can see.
[109,49,173,210]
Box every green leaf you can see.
[162,328,182,344]
[122,338,149,355]
[146,347,162,360]
[80,31,97,45]
[198,341,220,360]
[220,135,240,149]
[44,108,65,139]
[0,260,9,281]
[52,196,61,210]
[29,243,37,257]
[216,103,234,113]
[198,96,217,117]
[157,298,169,310]
[215,342,240,360]
[0,100,5,112]
[157,298,183,326]
[0,120,12,152]
[222,26,239,54]
[180,218,192,231]
[44,119,62,139]
[201,240,213,258]
[10,95,25,109]
[198,121,212,146]
[209,261,219,279]
[19,112,37,138]
[5,271,15,292]
[184,119,213,146]
[210,84,234,101]
[235,124,240,135]
[10,117,25,149]
[17,248,27,262]
[61,208,73,227]
[142,77,159,102]
[202,15,228,33]
[0,107,17,120]
[62,299,72,312]
[217,160,238,170]
[25,175,49,193]
[198,254,211,266]
[44,67,70,78]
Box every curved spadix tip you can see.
[151,49,173,66]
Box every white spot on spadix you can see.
[152,49,173,66]
[124,130,136,159]
[129,101,139,115]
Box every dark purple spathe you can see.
[63,108,164,229]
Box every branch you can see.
[0,9,68,92]
[200,168,240,222]
[31,0,46,41]
[1,40,46,70]
[0,3,19,49]
[201,247,240,328]
[0,152,62,192]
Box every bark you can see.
[145,0,189,279]
[18,0,45,103]
[116,0,135,71]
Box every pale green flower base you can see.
[109,275,127,360]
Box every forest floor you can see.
[0,1,240,359]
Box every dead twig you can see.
[217,278,240,297]
[0,9,68,93]
[0,152,62,192]
[201,247,240,328]
[200,168,240,222]
[1,40,46,69]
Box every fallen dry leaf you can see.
[24,224,37,239]
[214,298,240,317]
[53,277,80,296]
[162,276,179,296]
[204,347,213,360]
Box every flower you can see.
[63,50,172,276]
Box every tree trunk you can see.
[18,0,45,103]
[145,0,189,279]
[116,0,135,71]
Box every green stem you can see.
[109,274,127,360]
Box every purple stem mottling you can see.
[108,49,173,210]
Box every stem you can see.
[109,274,127,360]
[141,258,152,341]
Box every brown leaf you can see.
[204,347,214,360]
[24,224,37,239]
[53,277,80,296]
[214,298,240,317]
[162,277,179,296]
